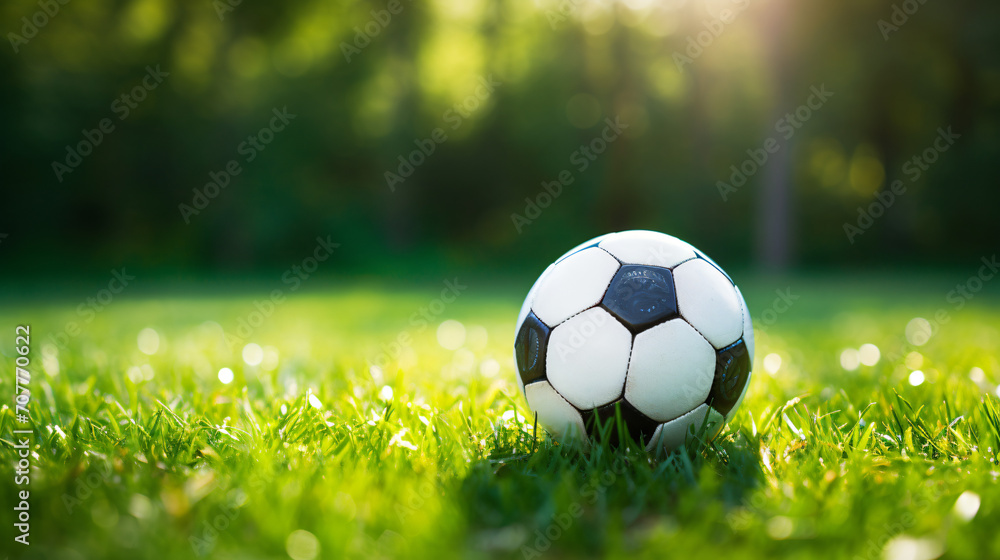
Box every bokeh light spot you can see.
[905,318,932,346]
[766,516,793,540]
[905,351,924,370]
[437,320,466,350]
[763,353,782,374]
[859,343,880,366]
[480,358,500,377]
[953,491,981,521]
[262,346,280,371]
[286,529,320,560]
[840,349,860,371]
[308,393,323,409]
[848,145,885,196]
[242,343,264,366]
[138,328,160,355]
[379,385,394,402]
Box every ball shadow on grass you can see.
[455,408,765,555]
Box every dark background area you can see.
[1,0,997,281]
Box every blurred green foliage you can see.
[1,0,997,275]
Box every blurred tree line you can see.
[1,0,997,277]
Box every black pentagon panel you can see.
[583,400,660,448]
[515,312,551,386]
[600,265,678,333]
[706,338,751,417]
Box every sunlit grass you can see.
[0,274,998,559]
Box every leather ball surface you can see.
[514,230,753,450]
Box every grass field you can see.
[1,272,999,560]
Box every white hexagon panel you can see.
[645,404,725,451]
[624,319,716,422]
[546,307,632,410]
[524,381,587,444]
[530,248,620,327]
[673,258,743,349]
[598,230,697,268]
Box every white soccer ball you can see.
[513,230,754,450]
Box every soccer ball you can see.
[513,230,753,450]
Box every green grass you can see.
[1,273,999,560]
